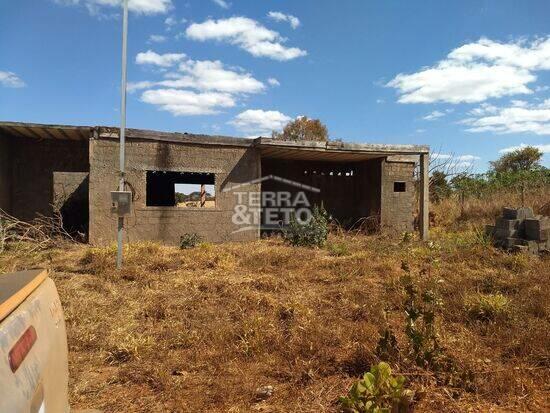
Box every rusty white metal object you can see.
[0,270,69,412]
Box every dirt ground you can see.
[1,229,549,412]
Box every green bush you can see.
[339,362,413,413]
[180,233,202,249]
[283,205,328,247]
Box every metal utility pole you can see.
[117,0,129,269]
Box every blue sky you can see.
[1,0,549,171]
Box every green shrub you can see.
[464,292,510,321]
[339,362,413,413]
[283,205,328,247]
[180,233,202,249]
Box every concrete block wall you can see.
[53,172,89,209]
[0,135,10,213]
[3,136,89,221]
[380,160,415,233]
[89,138,261,245]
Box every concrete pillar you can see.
[419,153,429,240]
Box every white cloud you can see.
[135,50,186,67]
[423,108,453,120]
[430,153,481,170]
[54,0,172,15]
[423,110,445,121]
[499,143,550,154]
[185,17,307,61]
[387,37,550,104]
[463,99,550,135]
[267,11,300,29]
[267,77,280,87]
[130,57,265,94]
[0,71,25,88]
[148,34,167,43]
[211,0,230,9]
[164,16,177,27]
[229,109,291,135]
[141,89,235,115]
[132,52,267,115]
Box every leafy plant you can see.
[179,233,202,249]
[339,362,413,413]
[283,205,329,247]
[401,265,443,368]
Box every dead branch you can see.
[0,208,74,253]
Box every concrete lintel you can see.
[256,137,429,155]
[97,127,254,148]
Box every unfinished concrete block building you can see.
[0,121,430,244]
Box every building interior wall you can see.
[260,157,382,229]
[0,135,11,214]
[7,136,89,222]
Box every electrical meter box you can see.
[111,191,132,216]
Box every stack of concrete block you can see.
[485,207,550,254]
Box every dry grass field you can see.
[0,192,549,412]
[0,234,548,411]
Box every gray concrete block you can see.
[502,207,534,220]
[524,219,550,241]
[495,218,521,231]
[511,244,528,253]
[494,228,520,239]
[524,240,539,254]
[503,237,523,249]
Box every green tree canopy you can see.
[489,146,543,174]
[272,116,329,142]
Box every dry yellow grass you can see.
[431,185,550,229]
[1,225,548,412]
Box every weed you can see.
[401,265,443,368]
[401,232,414,243]
[464,292,510,321]
[339,362,413,413]
[375,327,399,362]
[283,205,329,247]
[180,233,202,249]
[328,241,350,257]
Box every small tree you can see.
[273,116,328,142]
[490,146,543,174]
[430,171,452,203]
